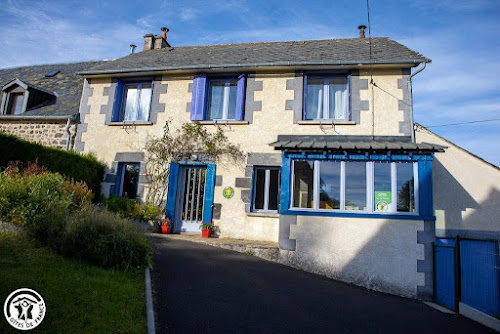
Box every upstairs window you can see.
[112,81,152,122]
[6,93,24,115]
[207,79,238,120]
[190,74,246,122]
[304,74,349,120]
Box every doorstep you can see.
[148,233,280,263]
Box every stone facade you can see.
[0,120,76,149]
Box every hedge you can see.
[0,132,105,198]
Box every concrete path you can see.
[151,236,495,334]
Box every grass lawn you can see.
[0,233,147,333]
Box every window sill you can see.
[197,120,249,125]
[106,121,153,126]
[247,212,280,218]
[282,209,432,220]
[298,120,356,125]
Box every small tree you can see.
[144,120,245,206]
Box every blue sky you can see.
[1,0,499,166]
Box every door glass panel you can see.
[181,167,206,223]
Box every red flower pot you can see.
[160,225,171,234]
[201,229,211,238]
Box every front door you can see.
[178,166,206,232]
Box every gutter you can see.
[409,62,428,143]
[0,114,78,121]
[78,58,432,76]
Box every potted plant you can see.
[199,222,214,238]
[159,217,172,234]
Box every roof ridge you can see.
[155,37,391,50]
[0,60,107,71]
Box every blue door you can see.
[460,240,500,316]
[164,163,216,233]
[435,238,457,311]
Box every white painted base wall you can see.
[279,216,426,298]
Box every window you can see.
[253,167,280,212]
[207,79,238,120]
[112,81,152,122]
[116,163,140,199]
[304,75,349,120]
[6,93,24,115]
[291,160,417,214]
[190,74,246,121]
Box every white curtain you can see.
[330,81,347,120]
[208,84,224,120]
[123,87,138,121]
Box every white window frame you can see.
[207,79,237,121]
[252,166,280,213]
[304,75,350,121]
[121,83,152,122]
[290,160,419,215]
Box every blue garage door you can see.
[435,238,457,311]
[460,240,500,316]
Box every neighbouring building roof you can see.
[415,123,499,170]
[270,135,445,153]
[0,61,105,117]
[81,37,430,76]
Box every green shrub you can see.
[103,196,161,221]
[62,206,153,270]
[0,167,152,270]
[0,132,105,198]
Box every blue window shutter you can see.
[190,75,207,120]
[202,164,216,223]
[235,74,246,121]
[115,163,124,195]
[165,163,179,222]
[112,80,124,122]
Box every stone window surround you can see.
[103,152,148,201]
[102,76,167,126]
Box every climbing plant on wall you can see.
[144,120,244,206]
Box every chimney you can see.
[153,27,171,49]
[358,25,367,39]
[129,44,137,55]
[143,34,154,51]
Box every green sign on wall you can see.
[223,187,234,199]
[374,191,392,212]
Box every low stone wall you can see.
[0,120,76,150]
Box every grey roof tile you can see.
[81,37,430,75]
[270,135,445,153]
[0,61,106,117]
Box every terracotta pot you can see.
[160,225,171,234]
[201,229,211,238]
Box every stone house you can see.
[0,61,103,150]
[76,29,444,299]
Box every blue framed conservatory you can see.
[271,135,445,221]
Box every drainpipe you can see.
[409,62,427,143]
[65,116,72,151]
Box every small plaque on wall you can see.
[223,187,234,199]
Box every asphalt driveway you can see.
[151,237,494,334]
